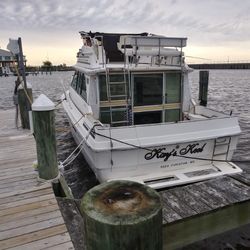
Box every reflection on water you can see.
[0,70,250,249]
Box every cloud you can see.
[2,0,250,39]
[1,0,250,64]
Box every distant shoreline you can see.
[189,63,250,70]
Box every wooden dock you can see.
[160,167,250,249]
[0,109,74,250]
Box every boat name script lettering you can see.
[144,143,207,162]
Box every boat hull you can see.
[63,96,242,189]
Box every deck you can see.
[160,166,250,249]
[0,109,74,250]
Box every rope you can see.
[55,98,66,107]
[37,171,61,183]
[61,137,85,166]
[11,57,32,105]
[73,114,85,127]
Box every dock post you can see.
[81,180,162,250]
[18,83,33,129]
[32,94,58,180]
[199,70,209,106]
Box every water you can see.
[189,70,250,162]
[0,70,250,249]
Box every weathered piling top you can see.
[0,109,74,250]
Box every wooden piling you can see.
[81,180,162,250]
[32,94,58,180]
[18,83,33,129]
[199,70,209,106]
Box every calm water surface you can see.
[0,70,250,249]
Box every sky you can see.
[1,0,250,66]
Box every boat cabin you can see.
[70,32,190,127]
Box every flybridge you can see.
[77,31,187,67]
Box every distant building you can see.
[0,49,16,76]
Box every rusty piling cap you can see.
[81,180,162,225]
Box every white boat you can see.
[62,31,242,189]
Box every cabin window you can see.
[71,73,78,89]
[99,74,128,101]
[133,74,163,106]
[165,73,181,103]
[79,74,87,100]
[100,106,128,126]
[132,72,181,125]
[100,107,111,124]
[71,72,87,101]
[165,109,180,122]
[99,73,129,126]
[99,75,107,101]
[134,111,162,125]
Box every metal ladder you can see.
[105,68,131,126]
[212,137,231,161]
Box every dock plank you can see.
[0,187,51,205]
[0,204,59,224]
[0,193,54,210]
[0,210,62,232]
[183,184,224,210]
[0,198,58,217]
[0,224,68,250]
[0,173,37,184]
[0,181,42,194]
[167,187,211,214]
[0,182,51,199]
[0,216,65,241]
[7,233,72,250]
[0,109,74,250]
[161,174,250,249]
[161,189,197,219]
[162,205,182,223]
[208,176,250,202]
[45,241,74,250]
[0,178,39,190]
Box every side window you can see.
[80,74,87,100]
[134,74,163,106]
[164,72,181,122]
[73,72,87,101]
[165,109,180,122]
[71,72,78,89]
[99,75,107,101]
[76,73,82,94]
[99,74,128,101]
[165,73,181,103]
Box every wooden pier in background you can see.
[0,109,74,250]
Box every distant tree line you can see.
[26,61,73,73]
